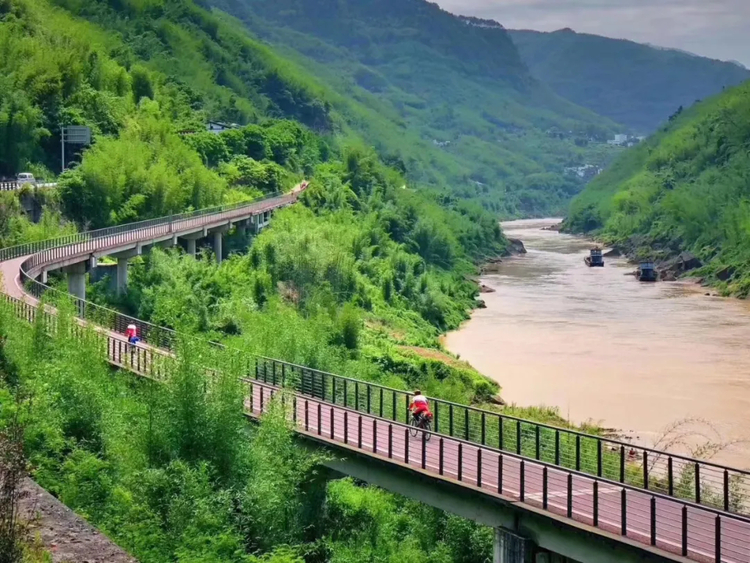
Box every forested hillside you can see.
[0,0,559,560]
[567,81,750,296]
[509,28,750,134]
[206,0,621,216]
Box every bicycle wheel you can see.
[423,419,432,442]
[409,417,420,437]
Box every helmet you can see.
[414,389,421,395]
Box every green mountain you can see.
[204,0,621,216]
[567,80,750,295]
[509,28,750,134]
[1,0,514,560]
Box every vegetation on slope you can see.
[207,0,621,216]
[0,304,496,562]
[567,81,750,296]
[85,126,506,405]
[0,0,607,560]
[509,28,750,134]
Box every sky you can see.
[435,0,750,67]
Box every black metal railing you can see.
[6,292,748,563]
[0,190,285,262]
[244,382,750,563]
[3,192,750,519]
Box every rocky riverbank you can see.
[19,479,137,563]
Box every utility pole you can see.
[60,126,66,172]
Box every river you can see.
[444,218,750,469]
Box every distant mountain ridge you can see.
[509,28,750,133]
[207,0,621,216]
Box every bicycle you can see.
[409,412,432,441]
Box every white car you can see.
[16,173,36,186]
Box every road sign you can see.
[63,126,92,145]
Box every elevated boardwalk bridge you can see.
[1,191,749,563]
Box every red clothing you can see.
[409,396,431,418]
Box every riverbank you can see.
[445,218,750,468]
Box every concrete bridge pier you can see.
[181,231,205,257]
[210,225,230,264]
[110,247,141,294]
[63,260,90,301]
[494,527,531,563]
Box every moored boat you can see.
[636,261,658,282]
[584,248,604,267]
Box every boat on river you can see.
[584,248,604,267]
[636,261,658,282]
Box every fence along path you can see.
[1,198,750,562]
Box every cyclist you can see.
[125,324,140,348]
[409,389,432,426]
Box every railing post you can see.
[695,463,701,504]
[593,481,599,527]
[723,469,730,512]
[715,515,721,563]
[542,466,548,509]
[498,453,503,494]
[643,451,649,489]
[682,505,688,556]
[516,420,522,454]
[439,438,444,475]
[621,489,627,536]
[477,449,482,487]
[650,496,656,546]
[344,411,348,444]
[668,457,674,496]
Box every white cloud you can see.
[435,0,750,65]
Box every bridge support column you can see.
[116,257,128,294]
[109,247,141,295]
[494,528,529,563]
[64,261,87,301]
[494,528,506,563]
[213,230,223,264]
[181,232,204,257]
[209,225,230,264]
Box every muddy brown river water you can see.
[445,219,750,469]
